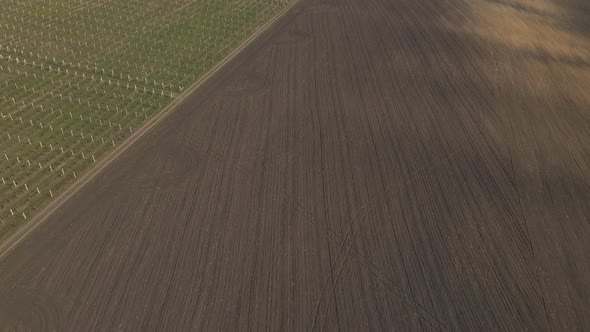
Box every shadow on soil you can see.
[563,0,590,37]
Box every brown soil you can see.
[0,73,15,81]
[0,0,589,330]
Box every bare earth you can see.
[1,0,589,330]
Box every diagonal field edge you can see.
[0,0,301,261]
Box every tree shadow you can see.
[483,0,590,39]
[484,0,552,18]
[563,0,590,37]
[521,45,590,68]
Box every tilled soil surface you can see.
[1,0,589,330]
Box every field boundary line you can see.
[0,0,300,261]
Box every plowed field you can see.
[1,0,589,330]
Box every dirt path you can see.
[0,0,588,330]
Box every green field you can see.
[0,0,290,239]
